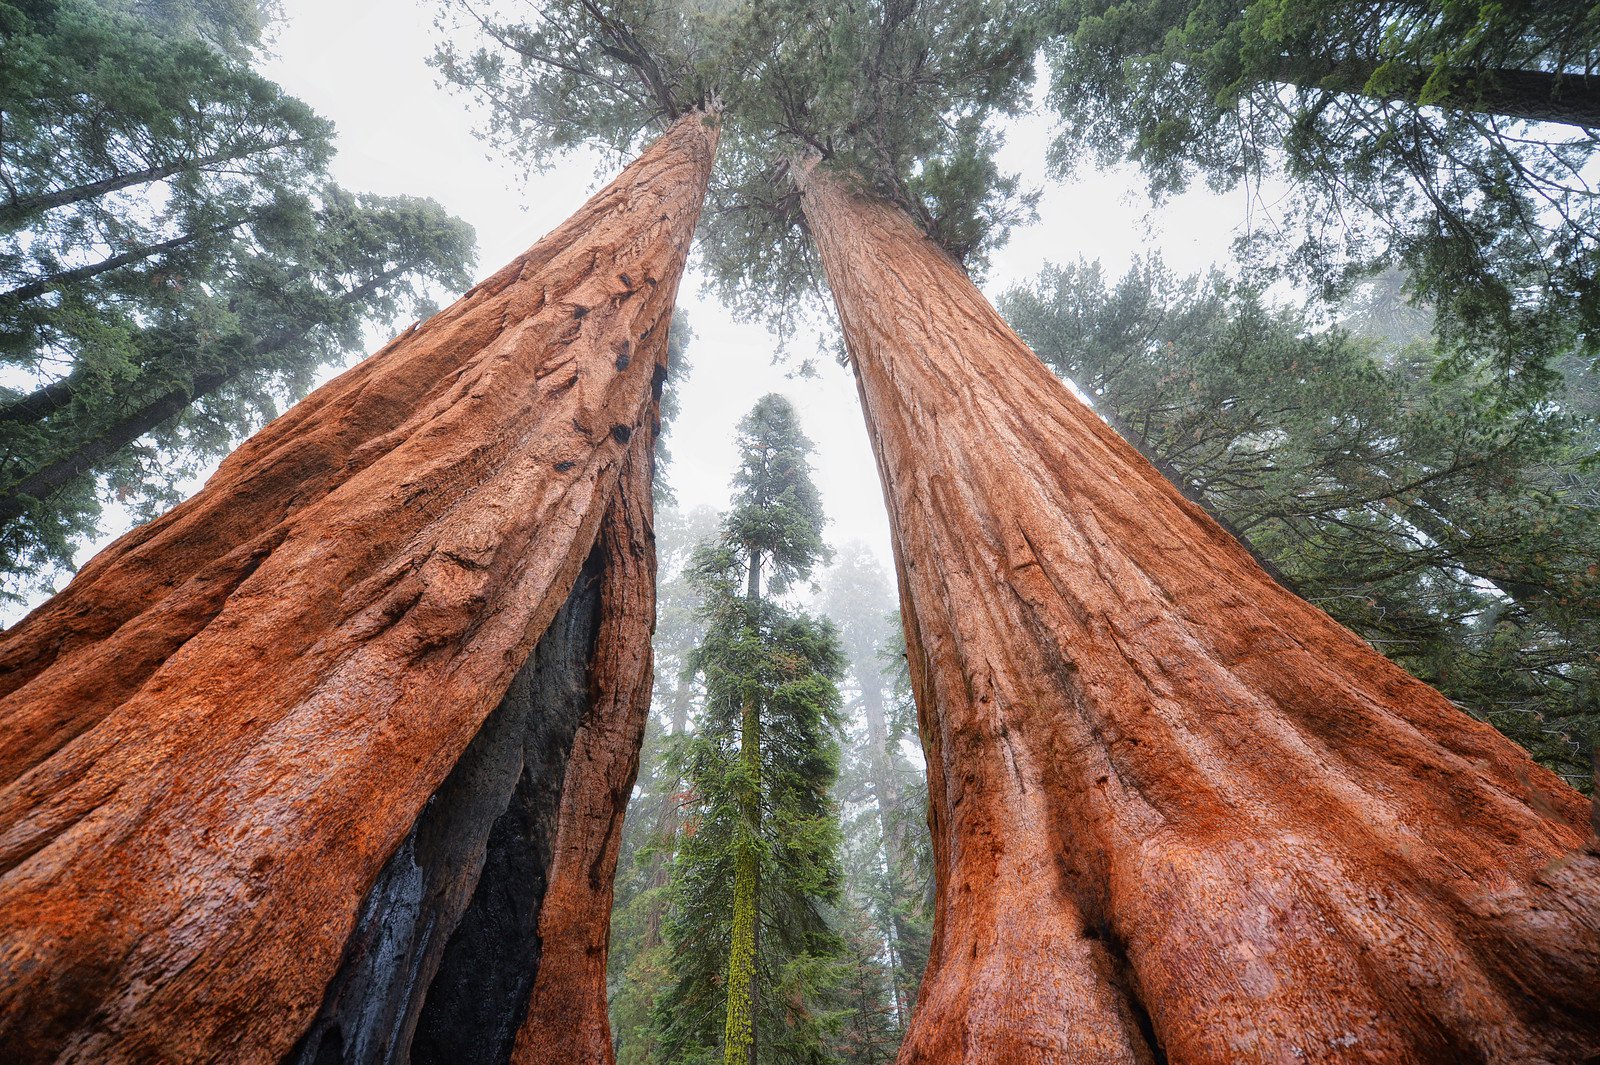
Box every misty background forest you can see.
[1,1,1597,1064]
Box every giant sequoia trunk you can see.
[796,163,1600,1064]
[0,111,718,1065]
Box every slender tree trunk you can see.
[859,679,900,859]
[1271,57,1600,129]
[0,110,718,1065]
[0,263,406,429]
[0,212,253,305]
[0,370,229,523]
[796,162,1600,1064]
[857,672,916,1026]
[0,137,313,226]
[0,376,75,425]
[724,556,763,1065]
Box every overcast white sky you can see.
[4,0,1266,623]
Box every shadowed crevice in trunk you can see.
[284,546,606,1065]
[1085,920,1168,1065]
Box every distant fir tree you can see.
[820,545,931,1059]
[609,316,718,1064]
[653,394,848,1065]
[0,0,475,594]
[1001,258,1600,789]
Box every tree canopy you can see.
[432,0,1042,325]
[0,0,475,595]
[1043,0,1600,384]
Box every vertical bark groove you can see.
[0,111,718,1065]
[509,360,663,1065]
[796,162,1599,1064]
[284,540,607,1065]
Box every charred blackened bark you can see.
[0,111,717,1065]
[509,419,659,1065]
[284,546,604,1065]
[796,162,1600,1064]
[287,410,660,1065]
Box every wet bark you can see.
[0,111,717,1065]
[288,362,662,1065]
[285,541,606,1065]
[508,399,660,1065]
[796,162,1600,1064]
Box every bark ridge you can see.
[797,162,1600,1065]
[0,112,718,1065]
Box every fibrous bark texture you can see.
[301,425,658,1065]
[287,539,607,1065]
[0,111,717,1065]
[797,163,1600,1064]
[508,426,658,1065]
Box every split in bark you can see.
[796,161,1600,1064]
[0,110,718,1065]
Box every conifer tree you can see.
[432,0,1042,322]
[1041,0,1600,382]
[654,394,847,1065]
[0,0,476,590]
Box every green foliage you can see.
[1001,258,1600,789]
[1043,0,1600,382]
[723,394,829,594]
[432,0,1044,328]
[128,0,280,58]
[652,395,850,1064]
[0,0,475,596]
[692,0,1043,320]
[654,602,848,1064]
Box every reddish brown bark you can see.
[0,111,717,1065]
[509,393,659,1065]
[796,163,1600,1064]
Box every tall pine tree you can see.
[654,394,848,1065]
